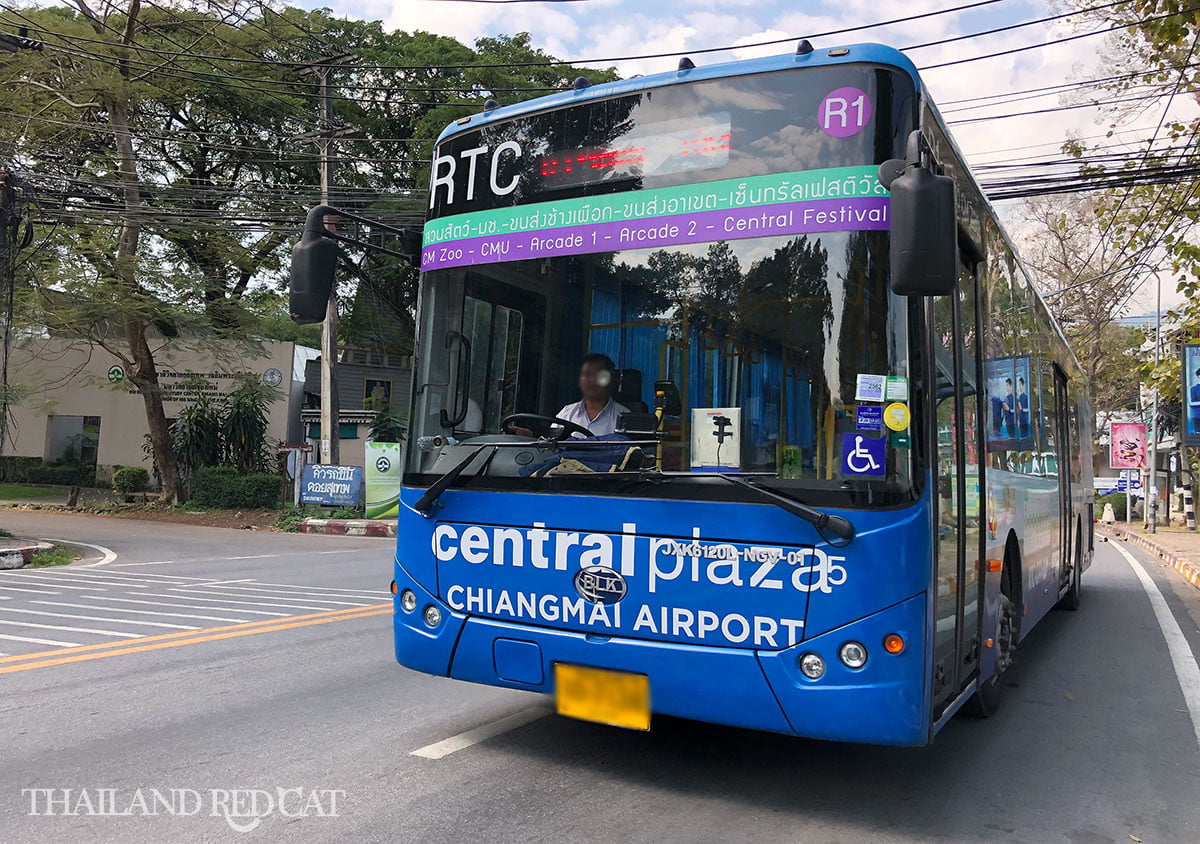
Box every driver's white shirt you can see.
[556,398,630,437]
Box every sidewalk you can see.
[1098,522,1200,590]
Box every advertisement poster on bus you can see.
[984,355,1034,449]
[1109,422,1148,469]
[1184,343,1200,445]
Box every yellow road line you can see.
[0,603,391,665]
[0,607,391,674]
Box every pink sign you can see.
[819,87,872,138]
[1110,422,1147,469]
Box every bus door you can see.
[930,261,985,718]
[461,275,546,434]
[1052,364,1073,590]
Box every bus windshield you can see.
[408,64,918,506]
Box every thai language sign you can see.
[300,464,362,506]
[1109,422,1147,470]
[420,166,889,272]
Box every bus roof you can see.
[435,42,922,145]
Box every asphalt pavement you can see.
[1,511,1198,843]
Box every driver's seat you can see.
[613,369,648,413]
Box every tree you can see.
[1,4,621,502]
[1021,194,1145,442]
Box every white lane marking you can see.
[188,579,255,587]
[33,601,249,624]
[0,619,142,638]
[410,707,551,760]
[101,548,368,568]
[0,632,82,647]
[173,585,366,606]
[0,586,61,595]
[175,581,383,600]
[10,571,148,588]
[0,577,103,592]
[1112,541,1200,749]
[88,596,286,617]
[230,581,387,595]
[94,590,342,612]
[64,570,215,581]
[37,538,118,568]
[0,607,199,630]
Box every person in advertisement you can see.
[1189,362,1200,439]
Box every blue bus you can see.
[386,42,1093,746]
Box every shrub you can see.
[113,467,151,497]
[1095,492,1127,521]
[191,466,281,509]
[275,503,320,532]
[0,456,43,483]
[28,465,87,486]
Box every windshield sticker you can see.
[854,373,886,402]
[884,402,911,432]
[841,433,886,476]
[884,376,909,401]
[420,165,888,271]
[856,405,883,433]
[819,87,872,138]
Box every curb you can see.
[1097,524,1200,590]
[300,518,396,538]
[0,541,54,570]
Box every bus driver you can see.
[507,353,630,438]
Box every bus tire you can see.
[1057,522,1083,611]
[963,542,1021,718]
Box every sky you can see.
[319,0,1195,310]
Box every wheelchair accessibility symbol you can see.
[841,433,886,476]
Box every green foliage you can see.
[222,377,279,474]
[275,503,321,532]
[330,505,363,519]
[191,466,282,509]
[1096,492,1128,521]
[0,456,45,484]
[0,484,60,500]
[112,467,151,496]
[170,389,223,479]
[368,412,406,443]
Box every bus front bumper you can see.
[393,568,928,746]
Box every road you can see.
[1,510,1199,843]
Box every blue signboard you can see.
[300,464,362,506]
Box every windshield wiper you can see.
[413,445,494,514]
[719,474,855,543]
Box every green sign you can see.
[107,365,125,384]
[364,441,401,519]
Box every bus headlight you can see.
[423,605,442,628]
[798,652,825,679]
[838,641,868,669]
[400,589,417,612]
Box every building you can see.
[5,335,317,486]
[299,345,412,469]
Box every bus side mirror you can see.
[879,133,957,297]
[289,205,340,324]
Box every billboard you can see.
[985,355,1035,450]
[364,441,401,519]
[1109,421,1147,469]
[1185,343,1200,445]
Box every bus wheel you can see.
[1057,525,1082,611]
[964,558,1020,717]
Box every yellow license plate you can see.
[554,663,650,731]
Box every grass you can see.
[0,483,62,500]
[0,528,12,538]
[29,545,76,567]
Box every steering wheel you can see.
[500,413,594,441]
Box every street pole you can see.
[0,168,20,462]
[1148,274,1161,533]
[317,62,339,468]
[292,56,354,466]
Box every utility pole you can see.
[0,168,26,462]
[1148,275,1161,534]
[294,55,355,466]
